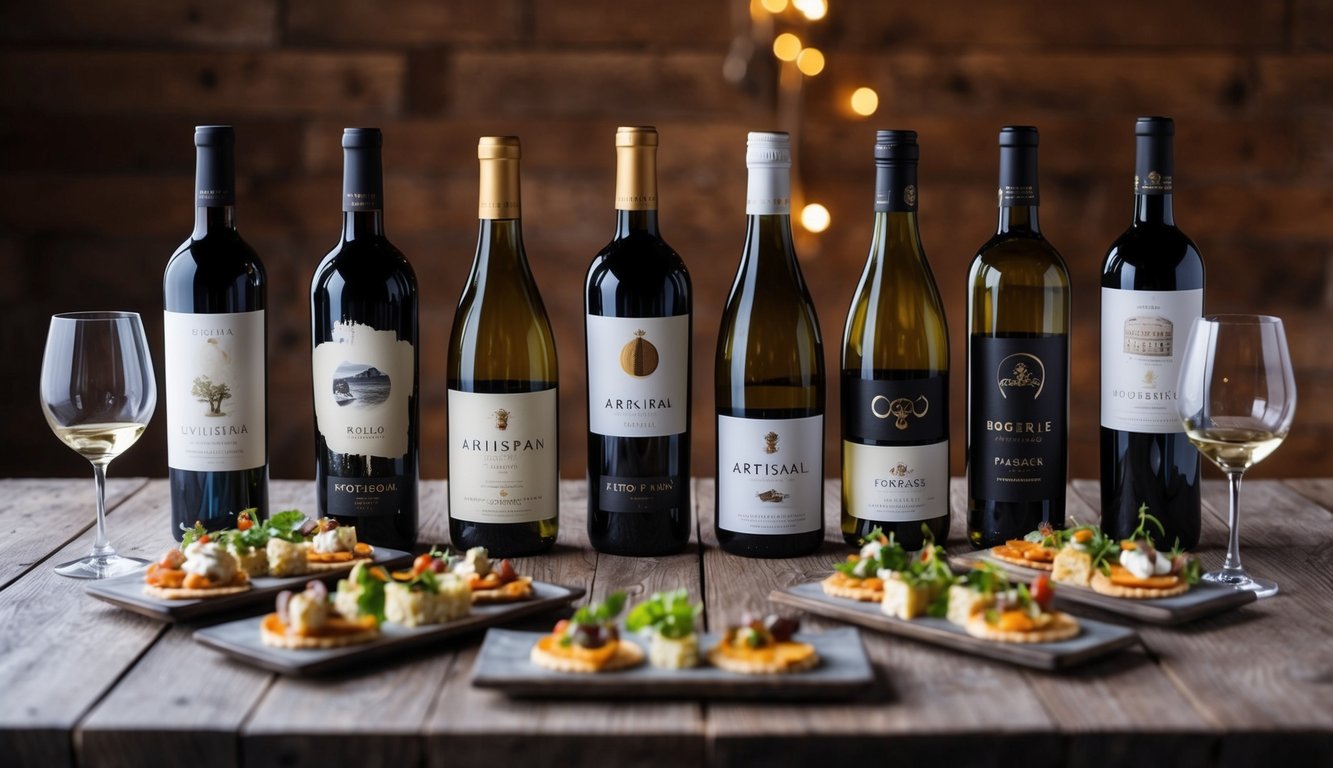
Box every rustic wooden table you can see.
[1,477,1329,768]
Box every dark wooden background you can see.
[3,0,1331,483]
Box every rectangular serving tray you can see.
[86,547,413,622]
[770,581,1140,671]
[193,581,585,676]
[949,549,1257,625]
[471,626,874,700]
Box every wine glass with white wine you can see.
[39,311,157,578]
[1176,314,1295,598]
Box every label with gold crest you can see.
[717,414,823,535]
[448,388,557,524]
[586,315,689,437]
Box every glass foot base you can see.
[55,553,148,580]
[1202,570,1279,599]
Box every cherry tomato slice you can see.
[1031,573,1055,611]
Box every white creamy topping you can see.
[1120,547,1172,579]
[313,526,357,554]
[181,541,238,583]
[453,547,492,577]
[859,541,884,561]
[288,591,329,633]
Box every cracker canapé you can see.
[964,611,1080,644]
[819,573,884,602]
[530,636,645,673]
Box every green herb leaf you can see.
[179,520,207,549]
[353,563,387,621]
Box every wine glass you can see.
[1176,314,1295,598]
[39,312,157,579]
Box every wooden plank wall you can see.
[2,0,1331,483]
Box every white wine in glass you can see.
[1177,314,1295,598]
[40,311,157,579]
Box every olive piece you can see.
[764,615,800,643]
[298,519,318,537]
[306,580,328,601]
[571,624,603,648]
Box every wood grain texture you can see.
[1282,478,1333,515]
[423,481,705,768]
[0,477,148,590]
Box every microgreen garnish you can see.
[264,510,309,543]
[352,563,388,621]
[179,520,208,549]
[626,589,700,640]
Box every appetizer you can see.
[626,589,702,669]
[261,580,379,649]
[964,573,1080,644]
[822,527,910,602]
[945,561,1008,627]
[880,533,954,620]
[143,535,251,599]
[1053,506,1201,599]
[306,517,375,572]
[531,592,644,673]
[452,547,534,603]
[989,522,1066,571]
[220,509,269,577]
[385,549,471,627]
[707,614,817,675]
[334,561,390,622]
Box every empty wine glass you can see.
[1176,314,1295,598]
[39,312,157,578]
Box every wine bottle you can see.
[164,125,268,538]
[841,130,949,550]
[1100,117,1203,549]
[966,125,1070,549]
[310,128,418,551]
[715,131,825,558]
[448,136,559,556]
[585,126,693,556]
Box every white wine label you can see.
[164,310,265,472]
[448,388,558,524]
[717,414,823,535]
[586,314,689,437]
[312,322,414,458]
[842,440,948,523]
[745,167,791,215]
[1101,288,1202,433]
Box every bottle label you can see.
[586,314,689,437]
[717,414,823,535]
[448,388,558,524]
[842,440,948,523]
[843,375,947,443]
[969,335,1067,503]
[164,310,266,472]
[1100,288,1201,433]
[842,374,948,522]
[312,322,414,459]
[597,474,687,514]
[326,476,410,518]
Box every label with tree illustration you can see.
[586,314,689,437]
[164,310,266,472]
[716,414,823,535]
[448,388,558,524]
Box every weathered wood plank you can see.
[1282,478,1333,516]
[0,477,149,590]
[423,481,705,768]
[703,479,1060,767]
[0,481,175,768]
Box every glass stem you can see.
[91,461,114,559]
[1221,470,1245,577]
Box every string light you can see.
[761,0,789,13]
[800,203,831,233]
[796,47,825,76]
[772,33,802,62]
[850,87,879,116]
[794,0,827,21]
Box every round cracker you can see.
[707,642,819,675]
[990,549,1055,571]
[143,580,251,601]
[472,576,535,604]
[964,611,1080,643]
[1089,570,1190,599]
[820,573,883,602]
[530,638,644,673]
[259,614,379,649]
[305,555,373,573]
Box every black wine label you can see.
[598,474,687,514]
[842,374,947,444]
[327,475,409,517]
[874,164,918,213]
[969,335,1067,503]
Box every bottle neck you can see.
[997,204,1041,235]
[474,218,528,280]
[872,160,920,251]
[343,210,385,240]
[743,212,799,274]
[193,205,237,236]
[872,210,923,255]
[614,208,660,238]
[1134,192,1174,225]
